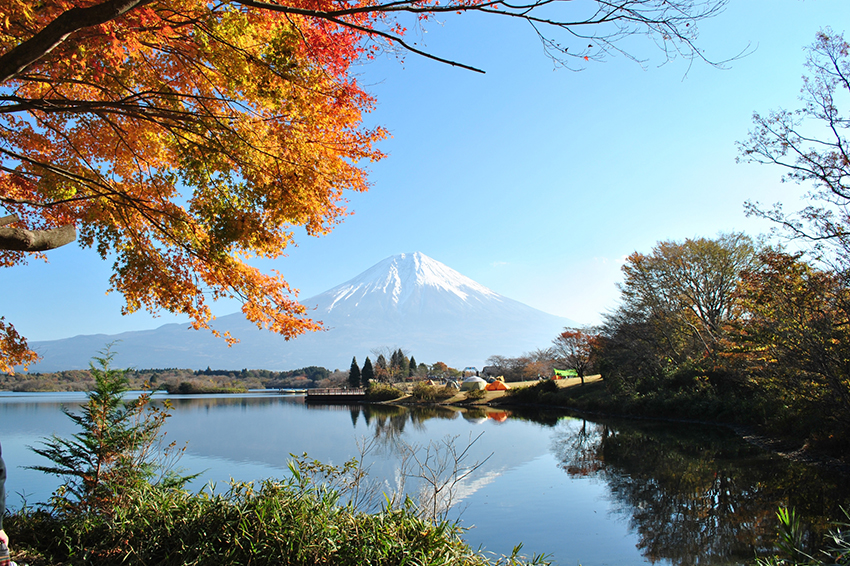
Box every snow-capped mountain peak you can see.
[313,252,500,314]
[28,252,576,371]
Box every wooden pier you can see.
[305,388,366,403]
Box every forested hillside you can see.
[1,366,342,393]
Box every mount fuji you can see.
[27,252,576,371]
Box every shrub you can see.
[28,347,184,516]
[365,382,403,401]
[464,388,487,401]
[754,506,850,566]
[411,382,456,402]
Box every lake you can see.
[2,391,848,565]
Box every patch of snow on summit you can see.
[412,252,499,302]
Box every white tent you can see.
[461,376,487,391]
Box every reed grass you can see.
[9,475,549,566]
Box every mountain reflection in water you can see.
[303,401,849,565]
[2,392,848,565]
[322,403,849,565]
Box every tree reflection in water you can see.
[356,405,462,446]
[551,417,850,566]
[302,400,850,565]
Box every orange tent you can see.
[484,380,510,391]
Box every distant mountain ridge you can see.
[28,252,576,372]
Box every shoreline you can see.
[382,376,850,477]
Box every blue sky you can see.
[3,0,849,343]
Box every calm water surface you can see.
[1,391,848,566]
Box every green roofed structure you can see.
[553,368,578,378]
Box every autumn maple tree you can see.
[0,0,727,372]
[551,327,598,385]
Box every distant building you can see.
[462,366,478,377]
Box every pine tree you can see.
[361,357,375,388]
[389,349,399,370]
[389,348,408,380]
[348,356,361,389]
[408,355,417,377]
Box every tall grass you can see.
[754,506,850,566]
[9,472,549,566]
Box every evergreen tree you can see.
[348,356,361,389]
[361,357,375,388]
[389,348,406,380]
[29,347,181,514]
[398,348,408,367]
[408,355,417,377]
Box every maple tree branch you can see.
[0,191,100,208]
[233,0,671,24]
[2,92,320,199]
[0,147,151,211]
[233,0,730,69]
[0,0,729,97]
[319,14,486,73]
[0,92,218,118]
[0,160,220,273]
[0,147,262,278]
[0,217,76,251]
[0,0,155,83]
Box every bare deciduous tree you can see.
[395,432,491,521]
[740,29,850,272]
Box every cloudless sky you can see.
[3,0,849,343]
